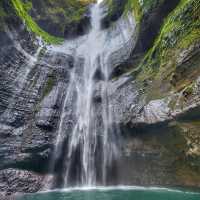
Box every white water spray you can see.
[46,0,136,188]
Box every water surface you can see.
[18,186,200,200]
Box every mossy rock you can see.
[42,75,57,99]
[133,0,200,99]
[29,0,94,38]
[0,0,94,44]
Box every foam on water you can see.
[38,186,200,195]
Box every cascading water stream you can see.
[63,0,116,186]
[46,0,136,189]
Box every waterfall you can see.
[46,0,136,188]
[64,2,107,186]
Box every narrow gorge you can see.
[0,0,200,199]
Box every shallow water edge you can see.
[17,186,200,200]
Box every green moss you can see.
[45,0,89,23]
[42,76,56,98]
[179,29,200,49]
[11,0,64,44]
[136,0,200,86]
[123,0,164,23]
[105,0,155,27]
[1,0,94,42]
[104,0,114,21]
[30,0,93,37]
[124,0,142,22]
[159,0,200,49]
[21,0,32,12]
[182,83,195,97]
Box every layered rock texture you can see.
[0,0,90,197]
[0,0,200,198]
[110,0,200,188]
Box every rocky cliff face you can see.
[0,0,90,197]
[109,0,200,188]
[0,33,72,197]
[29,0,92,38]
[0,0,200,198]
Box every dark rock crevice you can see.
[110,0,181,79]
[133,0,181,54]
[101,0,128,29]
